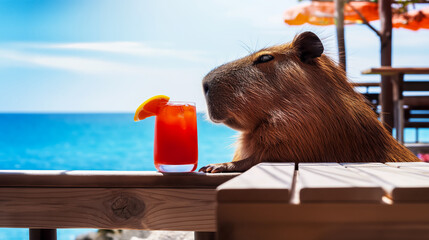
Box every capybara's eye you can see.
[254,54,274,64]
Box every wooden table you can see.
[217,162,429,240]
[362,67,429,143]
[0,171,238,240]
[2,163,429,240]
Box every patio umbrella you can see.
[284,2,429,58]
[284,1,379,26]
[393,7,429,30]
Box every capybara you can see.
[200,31,419,173]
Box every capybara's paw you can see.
[199,163,231,173]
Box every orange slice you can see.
[134,95,170,121]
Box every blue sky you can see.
[0,0,428,112]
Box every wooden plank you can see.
[219,203,429,224]
[362,67,429,75]
[0,170,239,188]
[351,81,429,90]
[405,122,429,128]
[0,188,216,231]
[407,114,429,119]
[352,82,380,87]
[217,163,295,203]
[406,106,429,110]
[297,163,383,203]
[404,96,429,107]
[386,162,429,168]
[403,81,429,91]
[342,163,429,202]
[217,202,429,240]
[386,162,429,175]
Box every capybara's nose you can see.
[203,82,209,96]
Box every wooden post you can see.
[195,232,216,240]
[29,229,56,240]
[392,73,405,143]
[334,0,346,71]
[379,0,394,133]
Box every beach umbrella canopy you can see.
[393,7,429,30]
[284,2,429,30]
[284,2,379,26]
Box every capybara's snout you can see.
[202,81,209,97]
[202,70,230,123]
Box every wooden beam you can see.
[403,96,429,107]
[217,203,429,240]
[405,122,429,128]
[297,163,383,203]
[352,82,380,87]
[0,170,239,188]
[0,171,239,231]
[217,163,295,203]
[379,0,394,133]
[362,67,429,75]
[342,163,429,202]
[353,81,429,91]
[219,203,429,225]
[0,188,217,231]
[404,82,429,92]
[406,114,429,119]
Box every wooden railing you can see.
[2,162,429,240]
[0,170,239,240]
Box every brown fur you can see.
[200,32,419,173]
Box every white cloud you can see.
[0,49,138,74]
[0,40,212,76]
[14,41,208,62]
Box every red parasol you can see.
[284,2,379,26]
[393,7,429,30]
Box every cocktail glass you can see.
[154,101,198,172]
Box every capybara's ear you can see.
[292,31,324,63]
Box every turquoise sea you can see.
[0,113,427,240]
[0,113,237,240]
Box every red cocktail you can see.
[154,102,198,172]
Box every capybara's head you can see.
[202,31,347,131]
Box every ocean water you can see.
[0,113,237,240]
